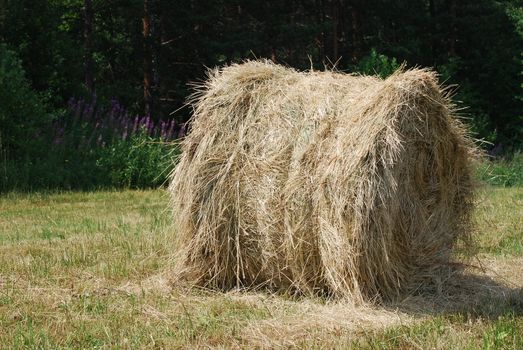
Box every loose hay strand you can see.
[169,60,478,302]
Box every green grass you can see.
[0,187,521,348]
[476,152,523,187]
[474,187,523,255]
[351,315,523,350]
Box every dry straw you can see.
[169,60,478,302]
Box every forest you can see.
[0,0,522,191]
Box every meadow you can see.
[0,186,521,349]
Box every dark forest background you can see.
[0,0,522,190]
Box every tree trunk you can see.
[315,0,326,64]
[84,0,94,97]
[0,0,6,41]
[143,0,153,116]
[332,0,340,64]
[428,0,437,64]
[271,47,277,62]
[350,5,360,63]
[446,0,456,56]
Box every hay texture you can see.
[169,60,477,301]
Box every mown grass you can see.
[476,152,523,188]
[0,186,521,349]
[352,314,523,350]
[474,187,523,256]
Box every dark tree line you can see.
[0,0,522,146]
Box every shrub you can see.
[354,48,400,78]
[96,132,177,188]
[0,44,51,157]
[1,97,181,192]
[438,57,499,144]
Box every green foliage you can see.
[0,134,177,192]
[1,0,522,150]
[354,49,400,78]
[96,132,177,189]
[439,57,498,144]
[0,44,50,157]
[1,149,101,192]
[436,1,522,147]
[1,0,522,193]
[476,152,523,187]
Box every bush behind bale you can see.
[169,60,478,302]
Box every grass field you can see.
[0,187,522,349]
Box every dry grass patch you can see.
[0,187,521,349]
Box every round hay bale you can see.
[169,60,477,301]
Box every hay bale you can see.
[169,60,477,301]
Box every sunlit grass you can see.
[475,187,523,256]
[0,187,521,348]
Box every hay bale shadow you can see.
[387,268,523,319]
